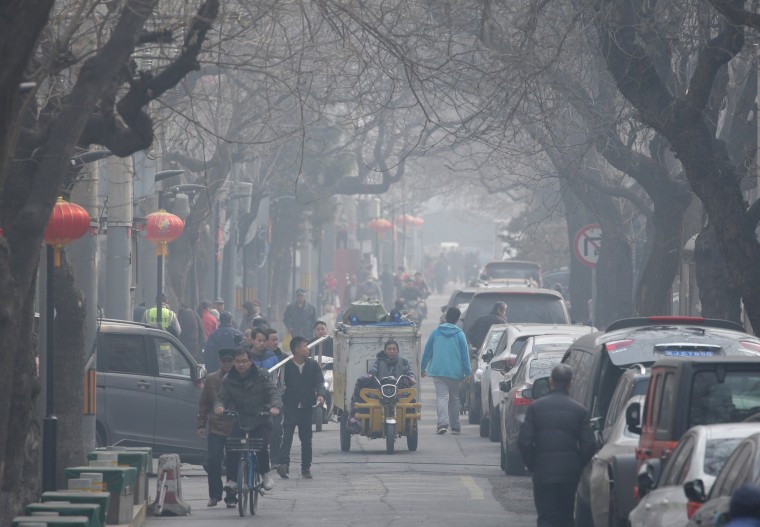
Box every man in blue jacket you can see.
[421,307,471,435]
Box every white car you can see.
[470,324,509,425]
[629,423,760,527]
[479,323,594,442]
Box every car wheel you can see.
[479,414,489,438]
[504,441,525,476]
[575,493,593,527]
[469,385,481,424]
[488,403,500,442]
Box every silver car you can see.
[630,423,760,527]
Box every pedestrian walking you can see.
[283,288,318,340]
[265,328,289,470]
[196,349,236,507]
[421,307,471,435]
[725,484,760,526]
[517,364,595,527]
[198,300,218,339]
[142,293,181,336]
[276,336,326,480]
[240,300,268,333]
[203,311,242,373]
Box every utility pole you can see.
[68,156,104,452]
[104,156,134,319]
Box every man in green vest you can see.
[142,293,182,336]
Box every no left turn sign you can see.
[573,224,602,269]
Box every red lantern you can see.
[44,197,91,267]
[412,216,425,227]
[396,213,419,228]
[145,210,184,256]
[368,218,392,233]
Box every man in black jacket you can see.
[277,336,326,479]
[517,364,595,527]
[465,301,507,349]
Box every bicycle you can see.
[225,411,271,517]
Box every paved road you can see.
[146,290,537,526]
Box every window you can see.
[713,444,753,497]
[528,357,560,381]
[573,352,594,408]
[704,438,743,477]
[154,338,192,378]
[689,370,760,426]
[481,329,506,357]
[661,436,695,487]
[101,334,149,375]
[605,375,631,430]
[655,373,676,440]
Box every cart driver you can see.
[347,339,416,432]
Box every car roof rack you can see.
[606,316,745,333]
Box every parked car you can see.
[584,366,650,527]
[96,318,207,464]
[629,423,760,527]
[498,339,570,474]
[686,432,760,526]
[469,324,509,424]
[461,288,570,336]
[479,322,591,442]
[480,260,543,287]
[563,316,760,526]
[439,287,480,322]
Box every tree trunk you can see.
[562,188,594,323]
[53,256,86,488]
[635,197,688,315]
[694,224,742,323]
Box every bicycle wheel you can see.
[251,471,261,515]
[237,458,249,517]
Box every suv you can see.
[480,260,542,287]
[478,323,591,442]
[628,356,760,471]
[563,316,760,525]
[96,319,207,464]
[461,288,569,336]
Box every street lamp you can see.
[42,197,90,491]
[145,211,184,329]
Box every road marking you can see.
[460,475,484,500]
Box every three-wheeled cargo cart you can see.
[333,319,422,453]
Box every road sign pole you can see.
[591,267,596,325]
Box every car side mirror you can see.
[531,377,551,399]
[638,458,661,498]
[683,479,706,504]
[626,401,642,435]
[482,350,494,363]
[499,380,512,393]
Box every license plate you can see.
[661,350,714,357]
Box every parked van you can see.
[96,319,207,464]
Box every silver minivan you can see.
[96,319,206,464]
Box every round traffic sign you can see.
[573,224,602,269]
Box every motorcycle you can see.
[352,374,420,454]
[404,299,426,323]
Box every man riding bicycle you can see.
[214,346,282,501]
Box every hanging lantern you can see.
[396,213,419,228]
[145,210,184,256]
[412,216,425,227]
[368,218,392,233]
[44,197,91,267]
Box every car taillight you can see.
[740,341,760,356]
[687,501,703,519]
[513,391,532,406]
[606,339,634,353]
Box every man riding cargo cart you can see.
[332,300,422,454]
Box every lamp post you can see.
[144,210,184,328]
[42,197,90,491]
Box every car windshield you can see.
[466,294,568,325]
[689,370,760,426]
[482,329,506,354]
[485,263,540,281]
[704,438,744,476]
[532,342,572,354]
